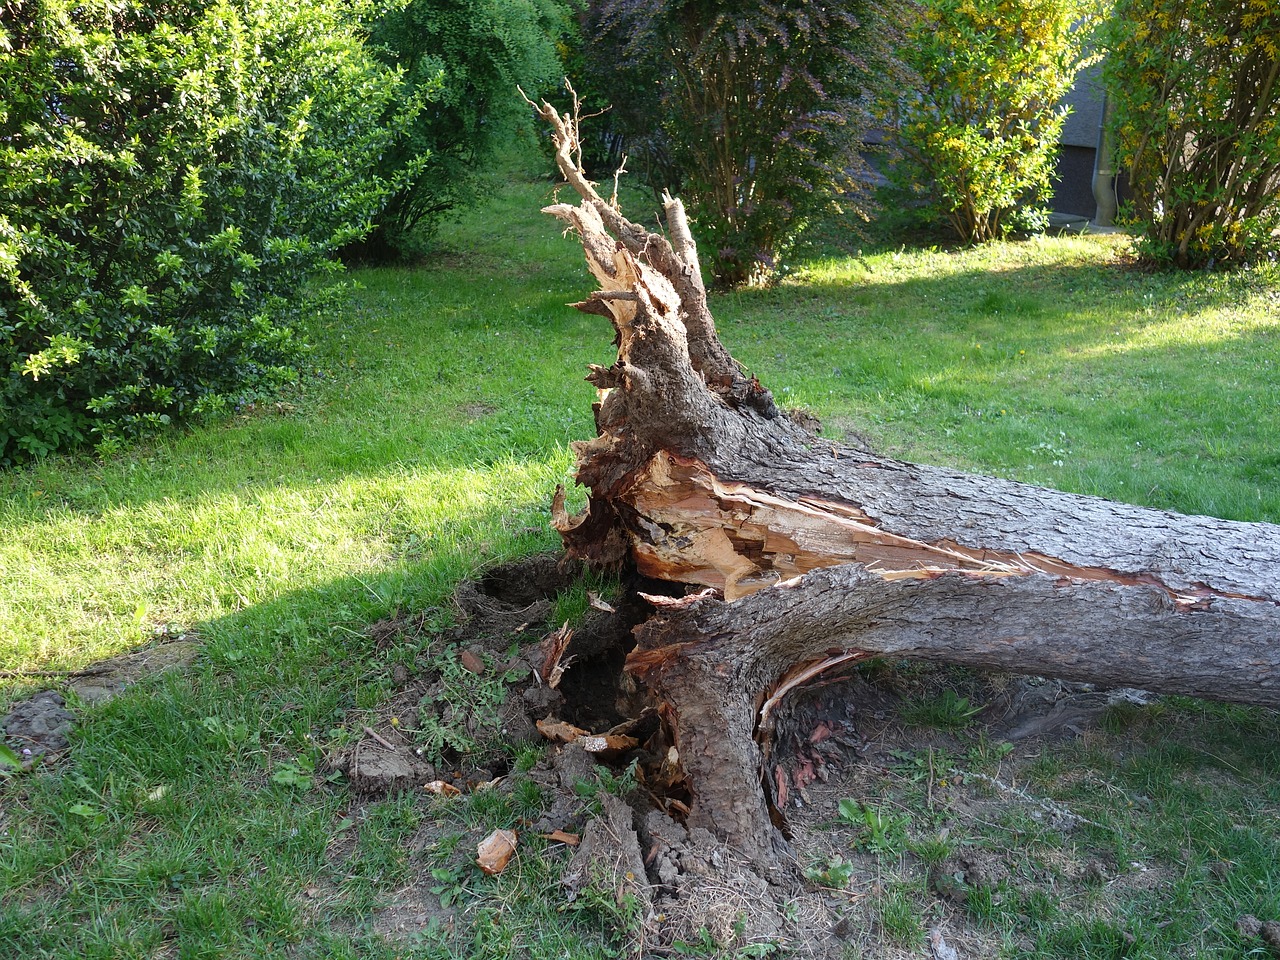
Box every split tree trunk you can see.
[527,96,1280,867]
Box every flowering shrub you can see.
[1104,0,1280,268]
[883,0,1101,243]
[0,0,405,463]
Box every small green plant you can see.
[514,744,544,773]
[512,778,545,819]
[839,799,911,857]
[878,883,924,947]
[966,733,1015,770]
[672,927,720,956]
[415,643,522,764]
[66,802,107,827]
[803,855,858,889]
[270,756,315,791]
[908,835,955,866]
[901,689,984,730]
[0,743,22,778]
[596,759,640,798]
[572,760,641,813]
[429,863,472,908]
[882,0,1102,242]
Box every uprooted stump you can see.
[523,93,1280,870]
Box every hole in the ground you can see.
[476,554,578,606]
[555,576,653,731]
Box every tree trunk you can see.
[527,95,1280,867]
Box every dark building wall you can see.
[1051,145,1100,218]
[1051,65,1106,218]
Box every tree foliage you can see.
[882,0,1100,243]
[581,0,898,288]
[0,0,407,463]
[1104,0,1280,268]
[352,0,572,260]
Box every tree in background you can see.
[351,0,572,260]
[1104,0,1280,268]
[0,0,409,463]
[882,0,1101,243]
[581,0,898,288]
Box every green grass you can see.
[2,145,1280,958]
[721,237,1280,521]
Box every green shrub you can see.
[1104,0,1280,268]
[0,0,407,463]
[582,0,899,288]
[883,0,1101,243]
[350,0,572,260]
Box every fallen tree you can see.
[526,94,1280,868]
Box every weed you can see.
[672,927,720,955]
[803,855,858,889]
[839,798,911,857]
[514,744,544,772]
[512,778,545,819]
[901,688,983,730]
[908,835,954,865]
[414,643,522,765]
[574,760,641,811]
[429,863,471,909]
[270,755,316,791]
[878,883,924,947]
[0,743,20,778]
[965,732,1015,770]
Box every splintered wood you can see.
[623,453,1207,603]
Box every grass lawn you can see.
[2,149,1279,958]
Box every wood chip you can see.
[536,717,589,743]
[459,648,485,675]
[539,829,581,846]
[578,733,640,760]
[587,591,616,613]
[539,622,574,688]
[638,588,718,609]
[423,780,461,797]
[476,828,518,875]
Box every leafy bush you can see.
[350,0,572,260]
[0,0,407,463]
[582,0,899,288]
[1104,0,1280,268]
[882,0,1101,243]
[565,4,674,185]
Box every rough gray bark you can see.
[528,94,1280,866]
